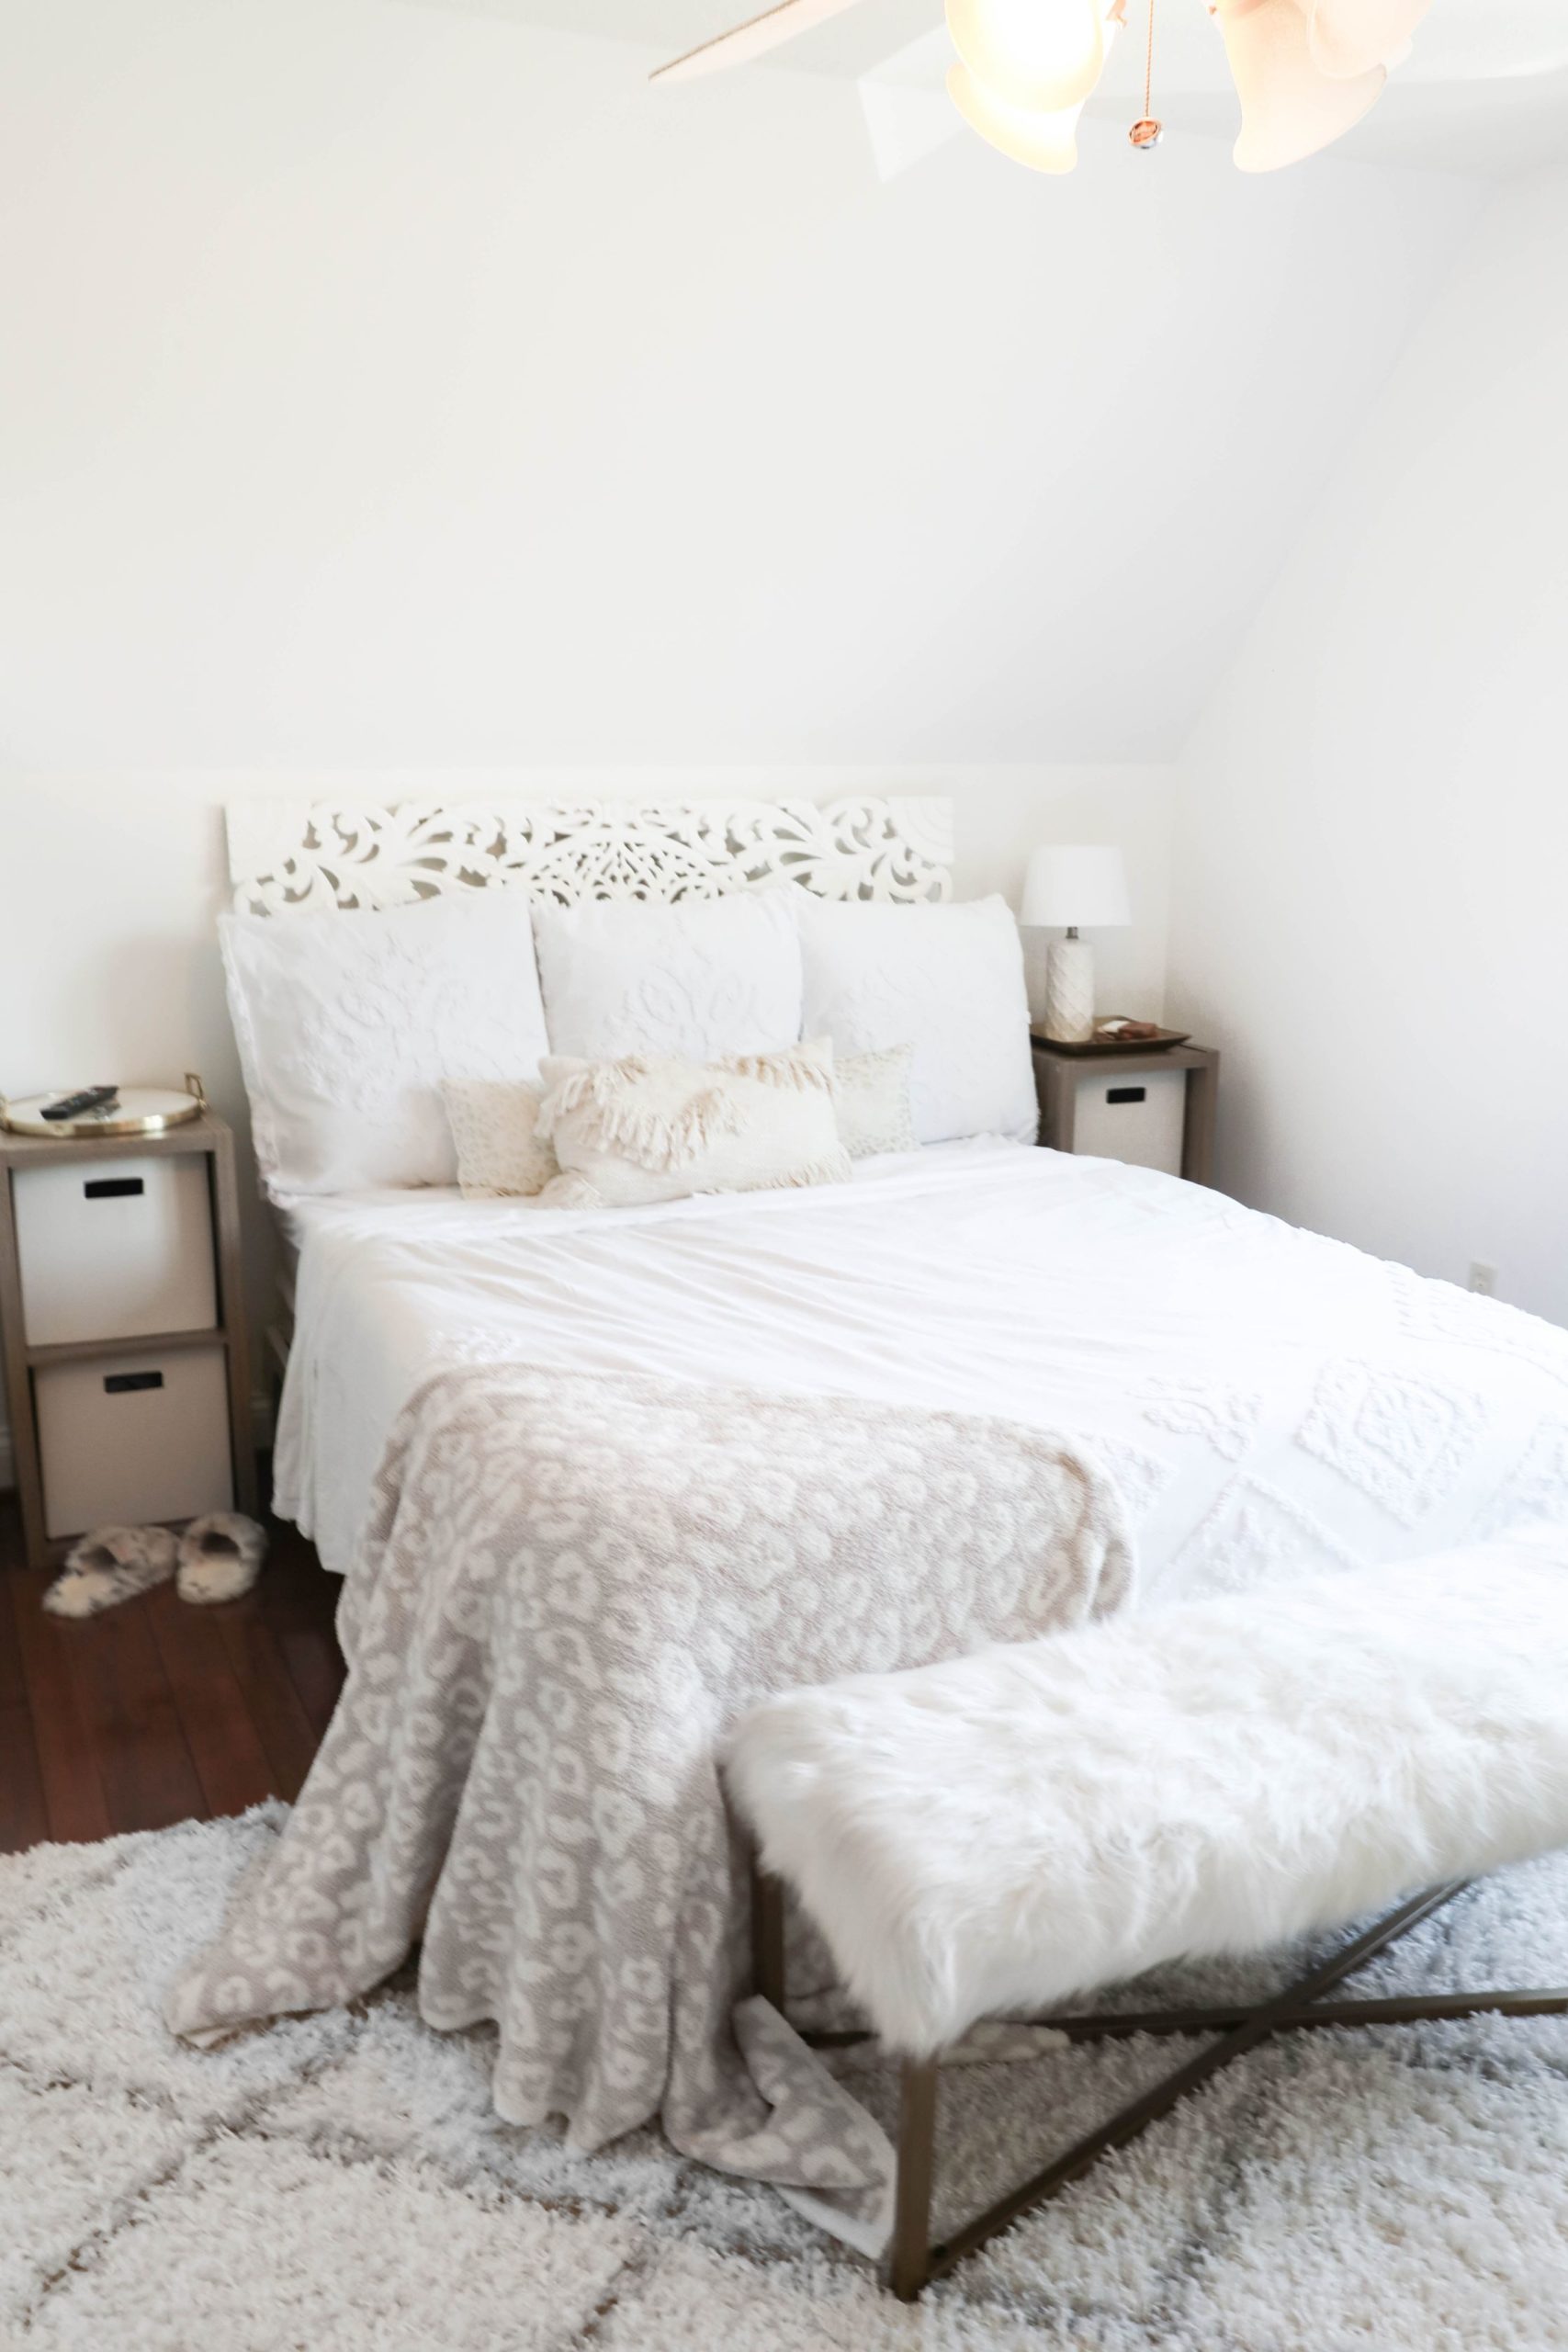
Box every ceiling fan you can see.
[649,0,1495,175]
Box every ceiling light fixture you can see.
[650,0,1437,175]
[947,0,1107,112]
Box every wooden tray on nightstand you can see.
[1030,1023,1191,1057]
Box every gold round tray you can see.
[0,1079,207,1139]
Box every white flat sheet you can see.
[274,1141,1568,1593]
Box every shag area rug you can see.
[6,1807,1568,2351]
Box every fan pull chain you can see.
[1129,0,1163,149]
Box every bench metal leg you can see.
[888,2058,939,2302]
[916,1880,1474,2290]
[1040,1981,1568,2041]
[751,1864,787,2011]
[746,1856,1568,2303]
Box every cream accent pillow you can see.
[442,1079,558,1199]
[533,1040,852,1210]
[834,1045,915,1159]
[440,1046,901,1198]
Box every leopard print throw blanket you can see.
[167,1364,1134,2245]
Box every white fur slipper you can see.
[176,1512,267,1605]
[43,1524,179,1619]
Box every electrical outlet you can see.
[1468,1261,1497,1297]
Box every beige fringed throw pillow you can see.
[533,1039,853,1209]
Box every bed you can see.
[273,1137,1568,1596]
[180,793,1568,2250]
[228,792,1568,1597]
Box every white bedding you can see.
[274,1141,1568,1592]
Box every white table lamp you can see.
[1021,845,1131,1043]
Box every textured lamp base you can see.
[1043,935,1095,1044]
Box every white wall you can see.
[0,0,1473,769]
[1166,166,1568,1326]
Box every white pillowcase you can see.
[796,896,1036,1145]
[833,1045,916,1159]
[534,1041,852,1210]
[533,891,804,1065]
[442,1079,557,1199]
[220,897,550,1198]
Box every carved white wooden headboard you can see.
[225,798,953,913]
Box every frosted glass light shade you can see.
[1308,0,1431,82]
[946,62,1085,174]
[1021,844,1130,931]
[945,0,1105,114]
[1216,0,1385,172]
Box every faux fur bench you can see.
[727,1536,1568,2298]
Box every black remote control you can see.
[40,1086,120,1122]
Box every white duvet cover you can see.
[274,1141,1568,1593]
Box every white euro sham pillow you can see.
[533,890,804,1064]
[796,896,1036,1145]
[220,896,550,1198]
[534,1040,852,1209]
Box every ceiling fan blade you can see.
[650,0,871,84]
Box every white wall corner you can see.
[1162,169,1568,1324]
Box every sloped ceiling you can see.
[0,0,1483,766]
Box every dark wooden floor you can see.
[0,1487,344,1855]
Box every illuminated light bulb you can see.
[945,0,1106,115]
[946,59,1087,171]
[1214,0,1384,172]
[1307,0,1431,82]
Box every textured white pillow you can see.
[442,1080,557,1199]
[796,897,1036,1146]
[533,891,804,1064]
[534,1040,852,1210]
[220,897,550,1198]
[834,1045,916,1159]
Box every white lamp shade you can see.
[1021,844,1130,930]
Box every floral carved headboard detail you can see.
[225,799,953,913]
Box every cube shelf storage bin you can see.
[0,1111,256,1568]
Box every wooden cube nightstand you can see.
[1032,1038,1219,1186]
[0,1113,257,1571]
